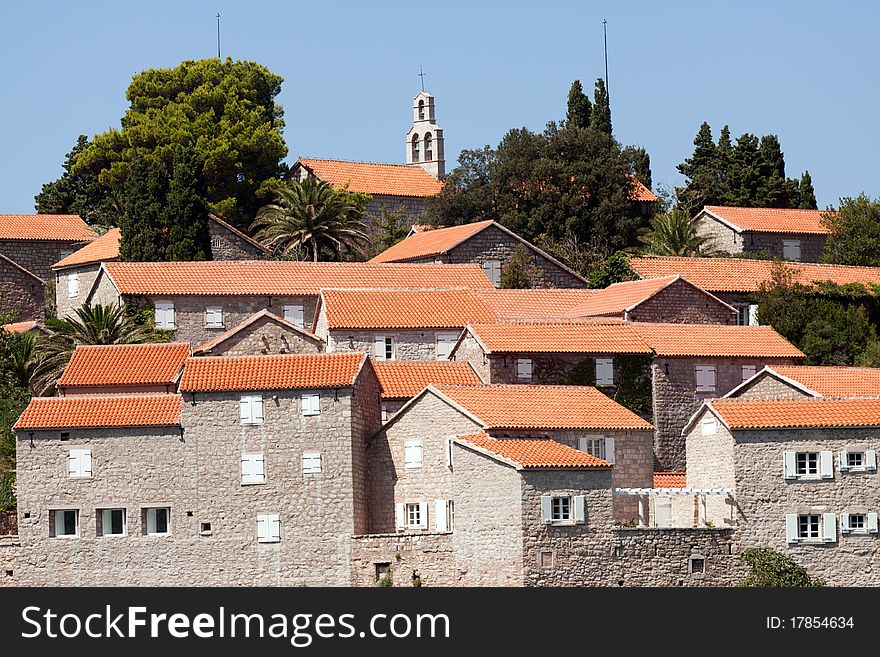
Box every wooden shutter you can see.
[435,500,448,532]
[604,437,615,465]
[866,450,877,471]
[256,514,268,541]
[417,501,428,529]
[741,365,757,382]
[820,451,834,479]
[285,305,304,328]
[253,454,265,482]
[822,513,837,542]
[840,513,851,534]
[395,503,405,530]
[785,514,799,544]
[595,358,614,385]
[268,514,281,541]
[405,441,422,469]
[252,396,264,423]
[374,336,386,359]
[839,451,849,471]
[80,450,92,477]
[239,396,251,424]
[68,451,79,477]
[868,512,879,534]
[783,452,796,479]
[702,416,717,436]
[68,272,79,298]
[573,496,586,525]
[241,454,252,483]
[540,496,552,524]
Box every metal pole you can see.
[217,13,221,59]
[603,19,609,93]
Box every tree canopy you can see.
[821,193,880,267]
[739,547,825,587]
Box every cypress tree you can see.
[590,78,612,135]
[165,146,211,261]
[799,171,817,209]
[566,80,592,129]
[729,133,761,206]
[119,157,170,262]
[676,122,716,215]
[623,146,652,189]
[715,125,734,204]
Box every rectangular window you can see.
[741,365,757,382]
[239,394,264,425]
[99,509,126,537]
[578,436,605,461]
[783,240,802,261]
[695,365,717,393]
[256,513,281,543]
[798,514,820,540]
[302,451,322,474]
[53,510,79,538]
[734,304,749,326]
[405,503,425,529]
[796,452,819,476]
[374,336,395,361]
[283,304,305,328]
[702,416,717,436]
[404,440,423,469]
[211,237,222,250]
[154,301,175,329]
[435,332,460,360]
[68,449,92,478]
[205,307,223,328]
[551,496,571,522]
[144,507,170,536]
[849,514,866,532]
[481,260,502,287]
[381,404,389,423]
[241,452,266,485]
[847,452,864,469]
[784,451,833,479]
[67,272,79,298]
[516,358,533,380]
[595,358,614,386]
[301,392,321,416]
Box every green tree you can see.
[252,178,370,261]
[165,146,211,261]
[821,194,880,266]
[638,209,719,256]
[676,122,718,216]
[855,340,880,367]
[565,80,591,129]
[624,146,652,189]
[590,78,612,135]
[799,171,817,209]
[588,251,636,288]
[73,58,287,229]
[374,209,411,254]
[739,547,825,587]
[499,244,535,289]
[4,332,47,394]
[118,157,170,262]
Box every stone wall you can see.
[207,220,268,260]
[0,257,44,322]
[744,232,826,263]
[197,314,323,356]
[684,408,738,526]
[381,399,408,422]
[0,510,17,535]
[730,371,811,400]
[485,351,632,387]
[694,215,741,254]
[0,537,19,587]
[0,238,91,282]
[351,532,456,587]
[628,278,736,324]
[329,329,462,361]
[449,333,489,382]
[87,270,123,307]
[350,361,383,536]
[54,263,101,319]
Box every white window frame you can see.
[839,449,876,473]
[239,394,264,426]
[374,336,395,361]
[551,496,572,523]
[595,357,614,386]
[578,435,614,464]
[205,306,224,328]
[67,271,79,298]
[516,357,533,380]
[783,239,802,262]
[241,452,266,485]
[210,236,223,251]
[695,365,717,393]
[144,507,171,536]
[840,512,874,535]
[481,260,502,287]
[741,365,757,382]
[797,514,821,541]
[301,392,321,416]
[540,495,586,526]
[404,440,423,470]
[283,304,305,328]
[302,451,322,474]
[68,448,92,478]
[404,502,428,529]
[435,332,460,360]
[154,301,175,329]
[435,499,453,532]
[99,508,126,537]
[257,513,281,543]
[53,509,79,538]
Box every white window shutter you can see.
[68,273,79,298]
[748,304,759,326]
[374,336,385,359]
[702,416,717,436]
[595,358,614,385]
[80,450,92,477]
[822,513,837,542]
[239,397,251,424]
[445,438,453,469]
[68,452,79,476]
[540,496,552,524]
[269,514,281,541]
[435,500,448,532]
[866,450,877,471]
[820,451,834,479]
[241,454,251,483]
[783,452,796,479]
[256,515,268,540]
[868,512,878,534]
[839,451,849,471]
[574,496,586,524]
[253,396,264,423]
[254,454,265,482]
[785,514,799,544]
[395,503,405,530]
[840,513,851,534]
[604,436,615,465]
[418,501,428,529]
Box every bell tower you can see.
[405,91,445,179]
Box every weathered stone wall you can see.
[694,215,741,254]
[628,278,736,325]
[329,329,462,361]
[486,351,631,386]
[54,263,100,319]
[0,510,17,535]
[58,384,177,397]
[381,399,408,421]
[365,196,431,224]
[87,270,123,307]
[207,220,268,260]
[449,333,489,382]
[351,532,456,587]
[350,361,383,536]
[0,258,44,322]
[744,232,826,263]
[0,537,19,587]
[730,371,812,400]
[684,408,738,526]
[0,238,91,282]
[197,314,323,356]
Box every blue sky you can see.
[1,1,876,212]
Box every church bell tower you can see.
[405,91,445,179]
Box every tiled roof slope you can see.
[703,205,831,234]
[457,431,610,468]
[464,321,653,354]
[565,276,680,316]
[2,321,37,333]
[53,228,120,269]
[631,178,658,202]
[208,214,271,253]
[0,214,95,241]
[373,361,480,399]
[432,384,653,431]
[653,472,687,488]
[473,289,599,319]
[369,221,494,263]
[769,366,880,398]
[193,310,322,355]
[709,398,880,429]
[321,289,495,329]
[632,323,803,358]
[180,352,367,392]
[102,260,493,295]
[14,394,181,430]
[57,343,190,388]
[298,158,443,197]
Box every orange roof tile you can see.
[768,366,880,398]
[0,214,95,241]
[653,472,687,488]
[208,214,271,253]
[373,361,480,399]
[102,260,493,296]
[2,321,37,333]
[565,276,682,317]
[298,158,443,197]
[432,384,653,430]
[709,397,880,429]
[472,289,599,320]
[57,342,190,388]
[702,205,831,234]
[369,221,495,263]
[632,323,803,358]
[630,178,658,202]
[14,394,181,430]
[52,228,120,269]
[320,289,496,329]
[457,431,610,468]
[193,310,322,355]
[179,352,367,392]
[464,321,653,354]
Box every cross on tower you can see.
[418,65,426,92]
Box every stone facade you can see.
[365,195,431,228]
[207,218,269,261]
[54,263,101,319]
[328,329,461,361]
[0,238,90,282]
[350,532,456,587]
[0,256,45,322]
[196,313,323,356]
[728,370,811,400]
[694,214,826,262]
[0,537,18,587]
[626,278,736,324]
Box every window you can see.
[595,358,614,386]
[144,507,170,536]
[411,134,420,162]
[481,260,502,287]
[847,452,863,469]
[787,512,836,544]
[404,440,423,469]
[689,556,706,575]
[301,392,321,416]
[799,514,820,540]
[655,498,673,527]
[375,562,391,582]
[516,358,533,380]
[302,451,322,474]
[435,499,453,532]
[374,336,395,361]
[435,332,459,360]
[241,452,266,484]
[796,452,818,476]
[540,495,587,525]
[98,509,125,537]
[406,503,423,529]
[784,450,833,479]
[552,497,571,522]
[783,240,802,261]
[840,449,876,472]
[283,304,305,328]
[842,512,879,534]
[239,394,264,425]
[52,510,78,537]
[395,502,428,530]
[211,237,222,251]
[734,304,759,326]
[578,436,614,464]
[424,132,433,160]
[702,416,717,436]
[68,449,92,478]
[154,301,175,329]
[381,404,389,423]
[205,306,223,328]
[59,249,74,260]
[200,522,213,536]
[741,365,757,382]
[256,513,281,543]
[695,365,716,393]
[67,272,79,298]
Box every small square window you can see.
[849,514,866,531]
[551,496,571,522]
[98,508,126,537]
[689,557,705,574]
[796,452,819,476]
[301,392,321,416]
[847,452,864,469]
[59,432,70,442]
[257,513,281,543]
[68,449,92,478]
[381,404,389,423]
[210,237,222,250]
[578,437,605,461]
[516,358,533,380]
[205,307,224,328]
[144,507,171,536]
[52,510,78,538]
[798,514,820,540]
[540,550,554,569]
[283,304,305,328]
[200,522,213,536]
[375,562,391,581]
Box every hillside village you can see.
[1,69,879,588]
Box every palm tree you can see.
[5,331,48,394]
[251,177,370,261]
[638,209,720,257]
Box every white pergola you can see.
[614,487,733,528]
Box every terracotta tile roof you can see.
[52,228,120,269]
[102,261,493,296]
[179,352,367,392]
[630,256,880,294]
[373,361,480,399]
[193,310,322,355]
[369,221,495,263]
[208,214,271,253]
[56,342,190,388]
[14,394,181,430]
[432,384,653,430]
[320,289,495,329]
[653,472,687,488]
[457,431,610,469]
[298,158,443,197]
[702,205,831,234]
[464,321,653,354]
[630,178,658,202]
[0,214,95,241]
[566,275,681,317]
[472,289,599,320]
[2,321,37,333]
[768,366,880,398]
[709,397,880,429]
[632,323,803,358]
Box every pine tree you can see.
[590,78,612,135]
[624,146,652,189]
[119,157,170,262]
[728,133,761,206]
[799,171,817,209]
[715,125,734,204]
[164,146,211,261]
[566,80,592,129]
[676,122,717,215]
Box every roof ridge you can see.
[298,157,434,170]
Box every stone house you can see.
[683,396,880,586]
[368,383,654,529]
[0,213,94,282]
[0,254,45,322]
[369,220,588,288]
[726,364,880,401]
[694,205,831,262]
[192,310,324,357]
[84,260,492,346]
[371,360,481,421]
